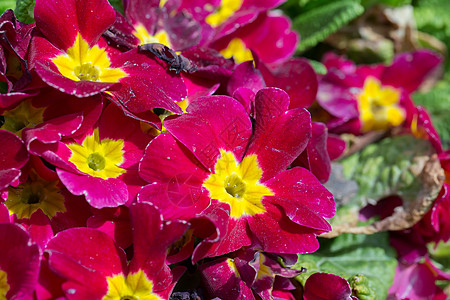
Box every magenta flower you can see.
[105,0,202,51]
[25,103,151,208]
[2,156,92,248]
[29,0,186,117]
[178,0,285,43]
[2,87,103,139]
[139,88,335,260]
[199,250,302,299]
[0,223,41,299]
[317,50,441,134]
[45,202,188,299]
[210,12,298,65]
[388,257,450,300]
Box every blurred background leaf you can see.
[0,0,16,15]
[15,0,35,23]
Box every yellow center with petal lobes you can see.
[220,38,253,64]
[52,33,127,82]
[6,172,66,219]
[133,25,171,47]
[0,269,9,300]
[357,77,405,132]
[1,100,45,137]
[206,0,243,27]
[66,128,126,179]
[103,270,162,300]
[203,150,273,219]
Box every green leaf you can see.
[0,0,16,15]
[361,0,411,7]
[108,0,124,14]
[340,135,434,206]
[292,0,364,52]
[307,59,327,74]
[15,0,35,24]
[292,233,397,300]
[413,81,450,147]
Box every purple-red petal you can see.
[164,95,252,171]
[303,273,353,300]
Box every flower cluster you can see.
[0,0,449,299]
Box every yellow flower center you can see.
[52,33,127,82]
[206,0,243,27]
[133,25,171,47]
[103,270,162,300]
[1,100,45,137]
[357,77,405,132]
[0,269,9,300]
[66,128,126,179]
[202,150,273,219]
[220,38,253,64]
[5,172,66,219]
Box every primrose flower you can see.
[1,88,103,140]
[29,0,186,118]
[139,88,335,260]
[388,257,450,300]
[226,62,336,183]
[25,103,150,208]
[200,250,302,299]
[104,0,202,52]
[316,50,441,135]
[2,155,92,247]
[174,0,297,65]
[45,202,188,299]
[211,12,298,65]
[178,0,285,37]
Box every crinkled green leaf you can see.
[0,0,16,15]
[15,0,35,23]
[293,233,397,300]
[341,135,434,206]
[108,0,123,14]
[413,82,450,147]
[292,0,364,52]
